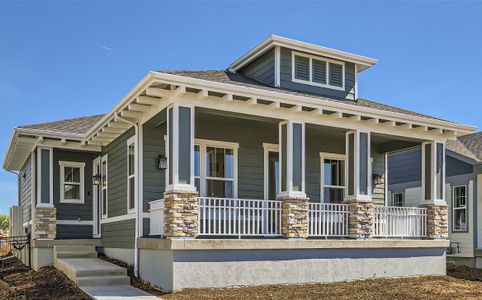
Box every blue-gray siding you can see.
[57,225,93,239]
[388,148,422,186]
[19,154,32,224]
[240,48,275,86]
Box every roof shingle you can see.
[19,115,103,135]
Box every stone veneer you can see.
[163,190,199,238]
[280,196,309,239]
[347,201,374,239]
[424,204,449,239]
[34,207,56,240]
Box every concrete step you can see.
[54,245,96,253]
[77,275,131,287]
[55,251,98,259]
[55,258,127,281]
[82,284,159,300]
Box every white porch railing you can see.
[149,199,164,236]
[308,203,350,237]
[198,197,282,238]
[373,206,427,238]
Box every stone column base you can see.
[163,190,199,239]
[346,200,374,239]
[280,196,309,239]
[423,203,448,239]
[34,207,56,240]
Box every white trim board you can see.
[57,220,93,225]
[100,213,149,224]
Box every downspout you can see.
[114,113,141,277]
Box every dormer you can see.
[229,35,378,101]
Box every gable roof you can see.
[19,115,104,136]
[446,132,482,162]
[160,70,452,123]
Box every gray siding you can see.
[103,128,135,218]
[19,155,32,224]
[388,148,422,186]
[447,156,473,177]
[240,48,275,86]
[279,47,356,100]
[57,224,93,239]
[53,149,96,222]
[102,219,135,249]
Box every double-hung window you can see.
[194,140,238,198]
[320,153,345,203]
[127,136,136,213]
[392,193,404,207]
[292,51,345,90]
[453,185,467,231]
[101,155,108,218]
[59,161,85,204]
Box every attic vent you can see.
[312,60,327,84]
[329,62,343,87]
[294,56,309,81]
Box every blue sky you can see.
[0,1,481,214]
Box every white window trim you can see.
[263,143,279,200]
[392,193,404,207]
[59,161,85,204]
[452,185,467,232]
[101,154,108,219]
[320,152,346,203]
[127,136,137,214]
[36,147,54,208]
[195,138,239,198]
[291,51,345,91]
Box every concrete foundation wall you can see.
[140,247,446,291]
[32,247,54,271]
[103,247,134,265]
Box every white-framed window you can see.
[392,193,404,207]
[263,143,279,200]
[453,185,467,231]
[127,136,136,213]
[59,161,85,204]
[292,51,345,91]
[194,139,238,198]
[101,155,108,218]
[320,153,346,203]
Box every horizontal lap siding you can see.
[388,148,422,186]
[53,150,96,223]
[143,121,166,212]
[372,152,386,206]
[19,155,32,224]
[101,219,135,249]
[447,156,473,177]
[279,47,356,100]
[103,128,135,218]
[57,224,93,239]
[240,48,275,86]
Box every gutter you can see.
[114,113,141,278]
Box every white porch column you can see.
[164,103,198,239]
[421,140,448,239]
[345,130,373,239]
[278,120,308,239]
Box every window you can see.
[59,161,85,204]
[127,137,136,213]
[194,139,238,198]
[453,185,467,231]
[320,153,345,203]
[292,51,345,90]
[101,155,108,218]
[392,193,404,207]
[263,143,279,200]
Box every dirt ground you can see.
[3,258,482,299]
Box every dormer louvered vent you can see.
[329,62,343,87]
[294,55,309,81]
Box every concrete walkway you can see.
[53,245,159,300]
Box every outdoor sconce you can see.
[158,155,168,170]
[372,173,383,185]
[92,174,101,186]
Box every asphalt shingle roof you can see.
[19,115,103,135]
[159,70,451,123]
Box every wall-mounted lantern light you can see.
[92,174,101,186]
[158,155,168,170]
[372,173,383,186]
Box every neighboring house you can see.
[388,132,482,267]
[3,35,477,291]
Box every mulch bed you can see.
[0,259,91,300]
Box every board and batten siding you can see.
[239,48,275,86]
[53,149,96,239]
[279,47,356,100]
[19,154,32,225]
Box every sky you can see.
[0,1,481,214]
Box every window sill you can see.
[60,199,85,204]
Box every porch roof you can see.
[446,131,482,162]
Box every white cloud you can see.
[98,44,113,51]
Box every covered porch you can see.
[148,106,444,240]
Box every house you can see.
[388,132,482,267]
[3,35,477,291]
